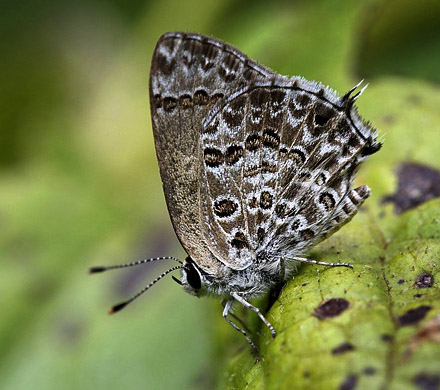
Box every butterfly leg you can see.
[231,292,276,338]
[223,299,257,350]
[221,299,251,333]
[291,256,353,268]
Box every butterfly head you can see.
[179,257,207,296]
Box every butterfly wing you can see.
[252,81,381,260]
[149,32,275,274]
[200,79,381,269]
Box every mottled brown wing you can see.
[149,32,275,275]
[199,78,381,269]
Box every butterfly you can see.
[90,32,381,349]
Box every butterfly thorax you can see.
[180,255,296,298]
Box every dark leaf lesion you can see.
[382,163,440,214]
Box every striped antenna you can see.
[88,256,183,274]
[108,265,183,314]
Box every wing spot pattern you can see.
[319,192,336,211]
[163,97,177,112]
[204,148,223,168]
[289,148,307,165]
[213,199,238,218]
[260,191,274,209]
[194,89,210,105]
[262,128,280,149]
[245,134,261,151]
[225,145,244,165]
[231,231,249,250]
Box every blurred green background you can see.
[1,0,440,389]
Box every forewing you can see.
[149,32,274,274]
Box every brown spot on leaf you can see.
[398,305,432,326]
[314,298,349,319]
[415,273,434,288]
[382,163,440,214]
[363,367,376,376]
[413,373,440,390]
[381,334,394,343]
[332,342,355,355]
[410,314,440,352]
[339,374,358,390]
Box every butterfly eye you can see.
[185,261,202,290]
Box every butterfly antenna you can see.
[88,256,183,274]
[109,265,183,314]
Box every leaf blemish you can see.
[382,163,440,214]
[410,315,440,352]
[331,342,355,355]
[339,374,358,390]
[313,298,349,319]
[363,367,376,376]
[413,373,440,390]
[398,305,432,326]
[415,273,434,288]
[381,334,394,343]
